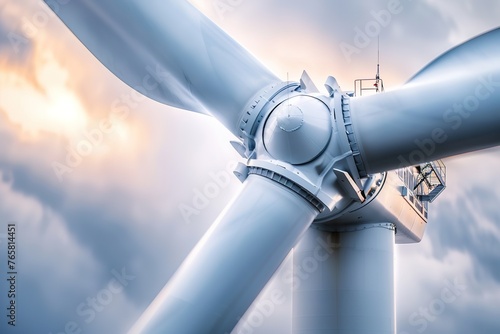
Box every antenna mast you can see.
[353,34,384,96]
[375,35,383,92]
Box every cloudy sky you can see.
[0,0,499,333]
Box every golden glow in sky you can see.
[0,50,88,138]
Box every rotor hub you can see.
[276,104,304,132]
[263,95,332,165]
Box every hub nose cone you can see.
[276,105,304,132]
[263,95,332,165]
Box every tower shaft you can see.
[293,224,395,334]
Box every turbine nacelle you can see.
[234,73,438,245]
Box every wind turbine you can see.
[44,1,500,333]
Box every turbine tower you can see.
[44,1,500,333]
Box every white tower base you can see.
[292,223,395,334]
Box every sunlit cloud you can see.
[0,50,88,138]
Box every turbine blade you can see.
[129,175,319,334]
[44,0,278,135]
[349,28,500,174]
